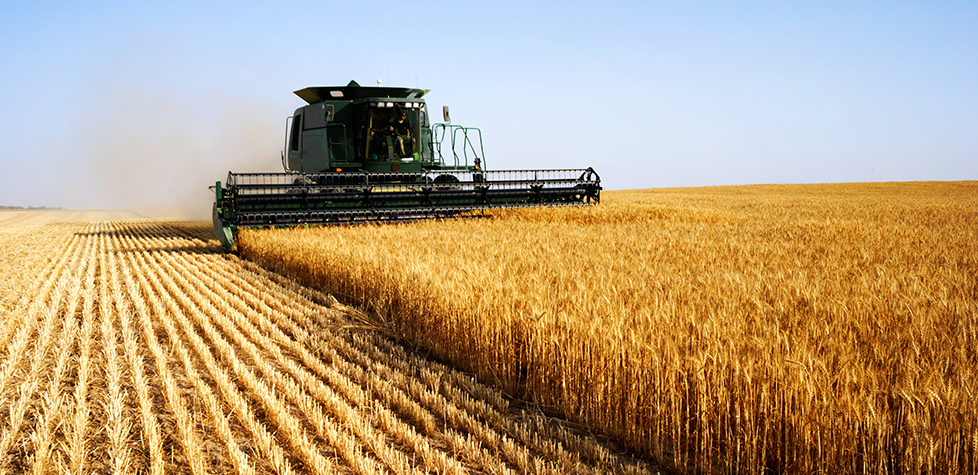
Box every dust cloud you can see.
[72,89,285,220]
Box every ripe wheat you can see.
[0,217,648,474]
[239,181,978,474]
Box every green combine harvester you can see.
[213,80,601,250]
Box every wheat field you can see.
[0,216,655,474]
[239,181,978,475]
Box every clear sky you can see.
[2,1,976,213]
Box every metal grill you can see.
[217,168,600,229]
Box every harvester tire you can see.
[432,174,461,191]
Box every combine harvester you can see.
[212,80,601,250]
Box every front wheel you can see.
[432,174,462,191]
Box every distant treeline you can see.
[0,205,64,210]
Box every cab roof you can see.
[294,80,428,104]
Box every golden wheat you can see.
[239,181,978,474]
[121,247,211,475]
[107,226,166,475]
[0,216,657,474]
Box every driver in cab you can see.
[389,110,413,158]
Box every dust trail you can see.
[71,90,283,220]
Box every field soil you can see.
[0,217,655,474]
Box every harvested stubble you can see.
[0,218,648,474]
[239,181,978,474]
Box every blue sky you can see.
[1,1,976,212]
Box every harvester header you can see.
[212,80,600,250]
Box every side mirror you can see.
[442,106,451,123]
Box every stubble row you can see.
[0,219,651,474]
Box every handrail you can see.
[430,123,486,169]
[282,116,293,171]
[451,126,485,170]
[431,123,457,166]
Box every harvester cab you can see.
[285,81,446,174]
[212,80,601,250]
